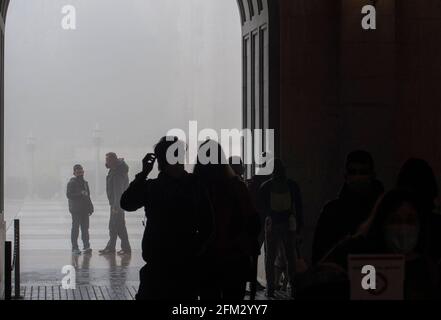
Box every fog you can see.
[4,0,241,207]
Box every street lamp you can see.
[92,123,102,198]
[26,132,36,199]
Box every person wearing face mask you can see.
[396,158,441,265]
[312,150,384,264]
[309,189,440,300]
[66,164,94,255]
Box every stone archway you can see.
[237,0,280,177]
[0,0,279,299]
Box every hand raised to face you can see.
[142,153,156,175]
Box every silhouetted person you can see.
[66,164,94,255]
[120,137,215,300]
[397,158,441,263]
[248,153,273,248]
[100,153,131,255]
[247,152,273,292]
[228,155,266,294]
[258,158,303,298]
[312,150,384,264]
[314,189,440,300]
[195,140,260,300]
[228,156,245,181]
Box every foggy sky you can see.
[4,0,241,181]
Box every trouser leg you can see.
[116,211,131,251]
[71,214,80,250]
[265,225,281,293]
[106,209,118,250]
[80,213,90,249]
[222,258,248,300]
[282,230,297,296]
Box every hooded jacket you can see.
[106,159,129,211]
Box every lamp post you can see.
[92,123,102,198]
[26,132,36,199]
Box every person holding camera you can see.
[120,137,215,300]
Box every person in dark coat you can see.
[120,137,215,300]
[195,140,261,300]
[66,164,94,255]
[309,189,440,300]
[247,152,273,250]
[312,150,384,264]
[99,152,131,255]
[396,158,441,264]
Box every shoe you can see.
[256,281,266,291]
[72,248,82,255]
[83,248,92,254]
[265,290,275,298]
[117,249,131,256]
[99,248,116,255]
[290,287,296,299]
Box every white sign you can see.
[348,254,405,300]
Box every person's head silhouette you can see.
[194,140,234,182]
[154,136,187,177]
[397,158,438,206]
[344,150,375,195]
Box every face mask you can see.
[384,225,419,255]
[347,180,372,195]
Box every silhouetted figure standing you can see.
[66,164,94,255]
[195,140,260,300]
[397,158,441,263]
[315,189,440,300]
[258,159,303,298]
[246,153,273,292]
[312,150,384,264]
[247,153,273,249]
[120,137,215,300]
[100,153,131,255]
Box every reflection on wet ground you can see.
[6,200,288,300]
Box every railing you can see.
[3,219,22,300]
[0,218,5,299]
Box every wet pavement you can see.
[5,199,289,300]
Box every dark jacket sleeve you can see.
[236,180,262,256]
[66,180,82,200]
[312,202,336,264]
[257,181,270,219]
[120,172,149,212]
[290,180,304,231]
[85,182,94,213]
